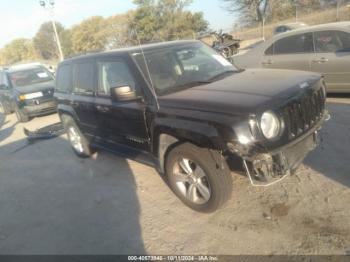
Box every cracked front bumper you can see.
[242,111,329,186]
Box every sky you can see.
[0,0,236,48]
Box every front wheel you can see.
[15,105,30,122]
[165,143,232,213]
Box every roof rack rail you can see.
[66,49,104,59]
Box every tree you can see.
[268,0,295,21]
[0,38,38,65]
[132,0,208,43]
[71,16,107,53]
[59,29,73,57]
[222,0,270,26]
[33,22,71,60]
[131,0,161,42]
[104,11,136,49]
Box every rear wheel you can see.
[62,115,94,158]
[165,143,232,213]
[15,105,30,122]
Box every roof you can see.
[61,40,200,64]
[277,21,350,37]
[6,63,44,73]
[276,22,307,28]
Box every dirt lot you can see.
[0,98,349,255]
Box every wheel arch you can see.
[151,121,227,173]
[57,105,79,124]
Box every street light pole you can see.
[294,0,299,23]
[39,0,64,61]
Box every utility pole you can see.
[39,0,64,61]
[336,0,340,22]
[262,16,266,41]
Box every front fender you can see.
[57,104,79,123]
[151,117,227,154]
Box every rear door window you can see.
[56,64,72,92]
[73,62,95,95]
[314,30,350,53]
[337,31,350,52]
[274,33,314,55]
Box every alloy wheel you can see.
[68,126,84,153]
[172,158,211,205]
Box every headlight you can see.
[260,111,280,139]
[19,92,43,101]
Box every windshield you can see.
[133,42,237,95]
[8,67,54,88]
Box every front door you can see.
[94,56,150,151]
[311,30,350,92]
[262,32,314,72]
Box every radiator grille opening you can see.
[284,87,325,140]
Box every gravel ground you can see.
[0,98,349,255]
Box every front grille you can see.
[42,88,54,97]
[283,87,325,140]
[25,89,54,106]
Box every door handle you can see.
[95,105,110,113]
[261,59,274,65]
[312,57,329,63]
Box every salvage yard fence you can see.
[233,1,350,46]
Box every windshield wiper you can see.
[173,80,213,89]
[207,70,236,82]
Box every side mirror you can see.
[110,86,138,102]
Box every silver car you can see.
[233,22,350,92]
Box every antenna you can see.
[132,27,160,110]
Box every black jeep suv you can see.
[55,40,328,212]
[0,64,57,122]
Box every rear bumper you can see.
[22,100,57,117]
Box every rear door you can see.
[94,55,150,151]
[55,63,73,108]
[71,60,97,136]
[311,30,350,92]
[262,32,314,71]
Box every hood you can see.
[158,69,321,116]
[14,80,55,94]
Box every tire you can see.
[61,114,94,158]
[15,105,30,122]
[165,142,232,213]
[0,100,12,115]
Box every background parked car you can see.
[0,64,57,122]
[274,22,308,34]
[232,22,350,93]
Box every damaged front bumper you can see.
[241,111,330,186]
